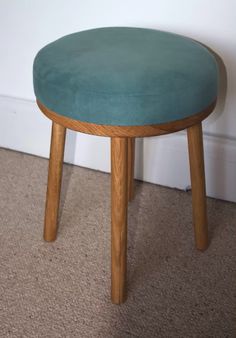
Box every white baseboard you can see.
[0,95,236,202]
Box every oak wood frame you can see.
[37,99,216,304]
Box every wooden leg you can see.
[127,138,135,202]
[111,137,128,304]
[44,122,66,242]
[187,123,208,251]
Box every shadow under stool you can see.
[33,27,219,304]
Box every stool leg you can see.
[187,123,208,251]
[44,122,66,242]
[111,137,128,304]
[127,138,135,202]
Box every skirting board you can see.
[0,95,236,203]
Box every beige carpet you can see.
[0,148,235,338]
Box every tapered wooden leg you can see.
[111,137,128,304]
[127,138,135,202]
[44,122,66,242]
[187,123,208,251]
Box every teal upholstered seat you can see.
[33,27,218,126]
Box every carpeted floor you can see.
[0,148,235,338]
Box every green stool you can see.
[33,27,218,304]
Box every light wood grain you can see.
[44,122,66,241]
[187,123,208,251]
[37,98,216,303]
[111,137,128,304]
[37,100,216,138]
[127,138,135,201]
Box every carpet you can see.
[0,148,235,337]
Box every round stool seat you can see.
[33,27,218,126]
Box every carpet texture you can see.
[0,148,235,337]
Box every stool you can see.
[33,27,218,304]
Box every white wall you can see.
[0,0,236,202]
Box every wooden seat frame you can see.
[37,99,216,304]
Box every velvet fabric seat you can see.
[33,27,218,126]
